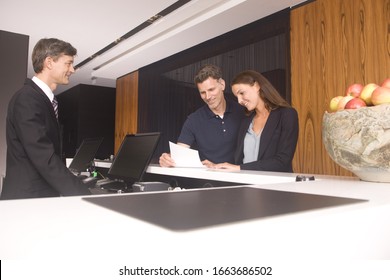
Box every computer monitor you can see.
[107,132,160,183]
[68,137,103,173]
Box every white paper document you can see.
[169,142,205,168]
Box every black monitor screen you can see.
[108,133,160,183]
[68,137,103,173]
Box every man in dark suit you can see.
[1,38,91,200]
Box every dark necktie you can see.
[52,96,58,119]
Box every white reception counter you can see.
[1,164,390,280]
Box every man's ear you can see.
[218,78,226,90]
[44,56,53,70]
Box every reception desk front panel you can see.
[1,165,390,261]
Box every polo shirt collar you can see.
[204,98,234,119]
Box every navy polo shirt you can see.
[178,99,245,163]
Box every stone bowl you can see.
[322,104,390,182]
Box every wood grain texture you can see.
[291,0,390,176]
[115,71,139,154]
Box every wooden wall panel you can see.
[291,0,390,176]
[115,71,139,154]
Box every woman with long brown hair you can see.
[212,70,299,172]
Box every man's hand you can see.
[159,153,176,167]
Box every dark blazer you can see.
[1,78,90,199]
[235,107,299,172]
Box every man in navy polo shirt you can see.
[159,64,245,167]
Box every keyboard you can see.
[95,178,112,186]
[95,178,128,191]
[82,176,99,187]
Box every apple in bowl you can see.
[337,95,354,110]
[371,86,390,105]
[360,83,379,105]
[344,97,367,109]
[329,96,343,112]
[381,78,390,88]
[345,83,363,97]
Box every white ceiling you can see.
[0,0,308,93]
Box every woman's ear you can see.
[254,81,261,92]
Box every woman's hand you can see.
[201,159,216,168]
[213,162,240,170]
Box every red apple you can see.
[371,86,390,105]
[329,95,343,112]
[344,97,367,109]
[381,78,390,89]
[360,83,379,106]
[345,83,363,97]
[337,95,354,110]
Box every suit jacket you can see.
[235,107,299,172]
[1,78,90,199]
